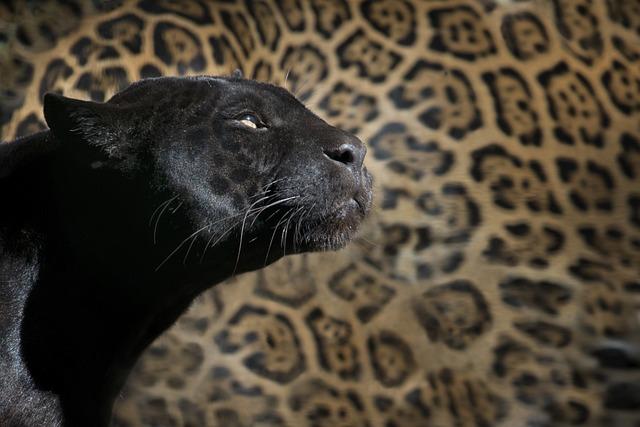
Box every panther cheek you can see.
[209,174,230,194]
[229,167,250,184]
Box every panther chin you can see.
[292,189,372,253]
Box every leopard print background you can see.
[1,0,640,426]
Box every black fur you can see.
[0,75,372,426]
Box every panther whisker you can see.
[249,195,299,228]
[284,68,291,91]
[247,177,289,203]
[162,207,264,270]
[248,190,270,201]
[294,204,313,250]
[183,224,209,264]
[155,223,212,271]
[170,201,183,214]
[231,214,250,277]
[248,204,273,229]
[152,196,178,244]
[281,206,304,257]
[297,205,313,246]
[227,194,298,269]
[198,198,281,262]
[277,207,298,249]
[148,196,177,227]
[264,207,295,266]
[263,207,282,223]
[231,194,276,276]
[292,209,305,252]
[299,202,318,245]
[294,78,310,98]
[199,226,235,264]
[200,196,298,262]
[248,184,277,201]
[356,236,380,247]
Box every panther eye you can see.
[236,113,264,129]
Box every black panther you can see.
[0,73,372,426]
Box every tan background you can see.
[2,0,640,426]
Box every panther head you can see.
[42,74,373,275]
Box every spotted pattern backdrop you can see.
[1,0,640,426]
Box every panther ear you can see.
[43,93,129,157]
[231,68,243,79]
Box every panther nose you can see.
[323,136,366,170]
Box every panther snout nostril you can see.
[324,144,356,166]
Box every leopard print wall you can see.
[2,0,640,426]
